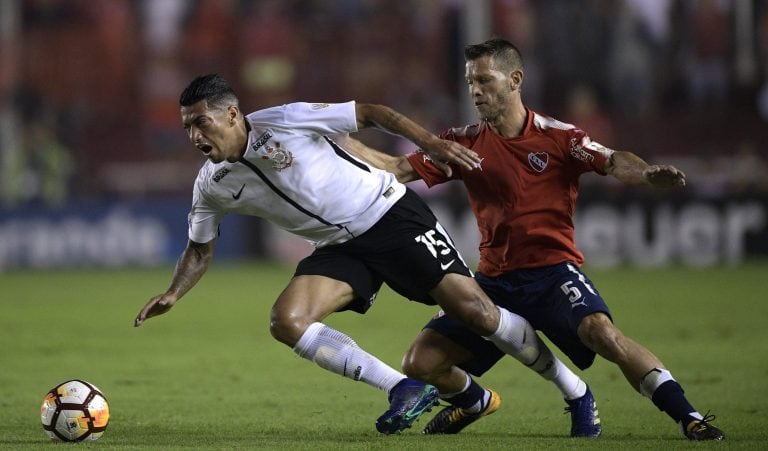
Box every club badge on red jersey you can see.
[528,152,549,172]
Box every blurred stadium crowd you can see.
[1,0,768,207]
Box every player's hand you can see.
[134,293,177,327]
[644,165,686,188]
[422,138,481,176]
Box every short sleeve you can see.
[406,151,457,187]
[405,127,466,187]
[567,129,614,176]
[281,102,358,135]
[187,182,225,243]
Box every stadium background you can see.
[1,1,768,448]
[1,0,767,270]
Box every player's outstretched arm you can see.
[354,103,479,176]
[343,137,421,182]
[605,150,686,188]
[134,239,216,327]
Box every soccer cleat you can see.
[564,385,602,437]
[684,414,725,441]
[422,389,501,434]
[376,378,439,434]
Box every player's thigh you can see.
[270,275,356,346]
[429,273,499,335]
[536,263,612,369]
[549,263,611,331]
[292,246,384,314]
[273,275,356,322]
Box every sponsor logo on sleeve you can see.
[569,136,611,162]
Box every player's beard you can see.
[475,91,512,124]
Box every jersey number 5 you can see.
[560,281,589,309]
[560,281,582,302]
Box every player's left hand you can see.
[134,292,177,327]
[644,165,686,188]
[422,138,481,176]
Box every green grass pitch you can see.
[1,261,766,449]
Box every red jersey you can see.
[407,108,613,276]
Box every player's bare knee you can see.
[402,348,444,384]
[401,349,428,380]
[269,311,308,347]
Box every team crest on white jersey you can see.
[261,142,294,171]
[528,152,548,172]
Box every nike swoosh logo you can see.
[232,184,245,200]
[440,259,455,271]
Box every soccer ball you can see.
[40,379,110,442]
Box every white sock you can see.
[539,353,587,400]
[465,391,491,414]
[639,368,675,398]
[438,372,473,399]
[485,306,586,400]
[439,373,489,414]
[293,322,404,393]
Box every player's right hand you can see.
[134,293,177,327]
[644,165,686,188]
[422,138,481,175]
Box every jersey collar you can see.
[482,106,533,140]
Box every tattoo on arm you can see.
[167,241,214,299]
[380,109,404,129]
[357,104,433,146]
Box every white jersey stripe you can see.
[238,157,342,229]
[566,263,597,295]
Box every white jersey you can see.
[188,101,406,247]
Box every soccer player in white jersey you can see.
[134,74,593,434]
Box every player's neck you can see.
[236,117,250,159]
[488,104,527,138]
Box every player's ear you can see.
[510,69,524,91]
[227,105,240,125]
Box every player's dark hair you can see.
[179,74,239,110]
[464,38,523,72]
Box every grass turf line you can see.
[1,262,766,449]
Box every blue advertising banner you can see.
[0,200,247,270]
[3,197,766,270]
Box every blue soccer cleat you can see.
[565,385,602,437]
[376,378,439,434]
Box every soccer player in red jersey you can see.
[348,38,724,440]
